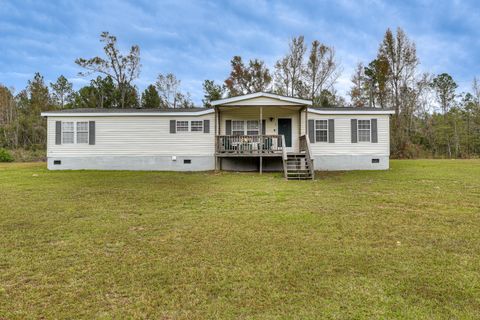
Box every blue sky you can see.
[1,0,479,105]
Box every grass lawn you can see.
[1,160,480,319]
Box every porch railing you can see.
[217,135,283,154]
[299,134,315,179]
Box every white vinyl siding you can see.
[62,122,74,144]
[47,114,215,157]
[302,112,390,156]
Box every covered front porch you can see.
[211,92,314,179]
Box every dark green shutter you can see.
[55,121,61,145]
[203,120,210,133]
[225,120,232,135]
[170,120,176,133]
[262,120,266,135]
[351,119,357,143]
[328,119,335,143]
[371,119,378,143]
[308,119,315,143]
[89,121,95,145]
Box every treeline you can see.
[1,29,480,158]
[348,28,480,158]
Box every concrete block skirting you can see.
[313,155,389,171]
[47,155,215,171]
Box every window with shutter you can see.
[62,122,74,144]
[358,120,371,142]
[191,121,203,132]
[315,120,328,142]
[176,121,189,132]
[76,122,89,144]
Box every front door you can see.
[278,118,292,148]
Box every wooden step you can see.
[283,152,314,180]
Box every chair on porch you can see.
[263,136,273,153]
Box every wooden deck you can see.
[215,134,313,179]
[216,135,284,157]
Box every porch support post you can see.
[214,106,219,171]
[304,106,308,135]
[259,106,263,174]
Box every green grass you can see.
[1,160,480,319]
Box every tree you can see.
[472,77,480,106]
[16,73,53,149]
[156,73,193,108]
[248,59,272,93]
[379,28,418,113]
[0,85,18,148]
[363,57,390,108]
[202,80,224,107]
[50,75,74,108]
[349,63,369,108]
[75,32,141,108]
[377,27,419,156]
[315,89,346,107]
[274,36,306,97]
[224,56,272,96]
[430,73,458,157]
[430,73,458,115]
[304,40,340,102]
[124,84,140,108]
[73,76,118,109]
[27,73,51,113]
[141,85,161,108]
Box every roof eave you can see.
[211,92,312,106]
[40,109,215,117]
[307,108,395,115]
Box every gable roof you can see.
[211,92,312,106]
[41,108,214,117]
[308,107,395,115]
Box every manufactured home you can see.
[41,92,394,180]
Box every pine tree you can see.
[141,85,161,108]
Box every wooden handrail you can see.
[281,135,287,179]
[216,135,284,154]
[299,134,315,179]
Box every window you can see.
[315,120,328,142]
[76,122,89,144]
[176,121,189,132]
[246,120,259,135]
[358,120,371,142]
[62,122,74,144]
[191,121,203,132]
[53,160,61,165]
[232,120,244,136]
[183,159,191,164]
[372,158,380,163]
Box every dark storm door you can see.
[278,118,292,148]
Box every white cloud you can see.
[1,0,479,104]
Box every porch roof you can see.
[211,92,312,107]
